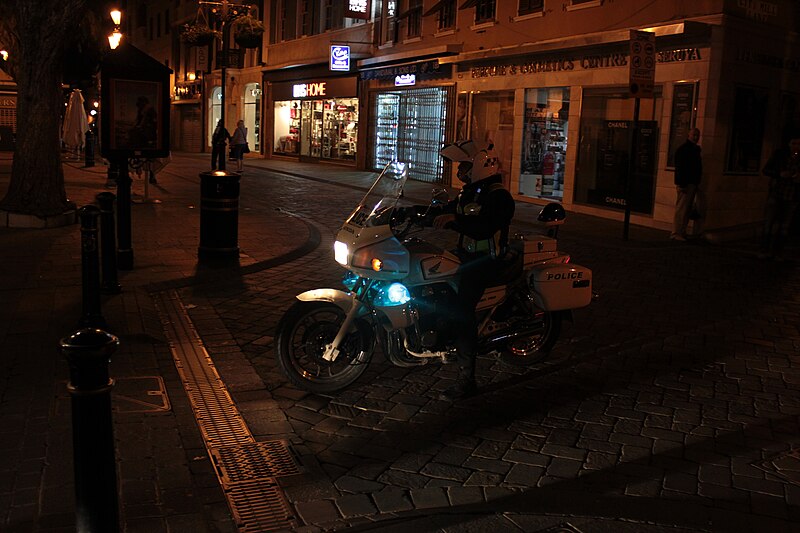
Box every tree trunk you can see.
[0,0,85,216]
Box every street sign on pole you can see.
[629,30,655,99]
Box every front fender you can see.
[297,288,358,312]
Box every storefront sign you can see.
[736,0,778,21]
[469,48,702,78]
[273,76,358,100]
[394,74,416,86]
[361,59,444,80]
[293,82,327,98]
[330,45,351,72]
[736,47,800,72]
[196,46,208,73]
[346,0,371,19]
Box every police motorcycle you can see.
[275,160,592,394]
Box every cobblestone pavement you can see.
[0,152,798,532]
[183,156,800,531]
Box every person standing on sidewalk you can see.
[671,128,705,241]
[231,120,248,172]
[759,132,800,259]
[211,120,231,171]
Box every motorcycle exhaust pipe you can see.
[482,320,544,347]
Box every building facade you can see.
[135,0,800,235]
[127,0,265,155]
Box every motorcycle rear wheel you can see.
[498,311,561,366]
[275,301,372,393]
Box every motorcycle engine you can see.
[408,284,460,350]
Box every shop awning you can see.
[358,44,462,69]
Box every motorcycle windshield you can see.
[344,161,407,228]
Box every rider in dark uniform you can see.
[431,141,516,400]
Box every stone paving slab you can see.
[1,151,798,532]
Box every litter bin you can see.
[198,171,240,259]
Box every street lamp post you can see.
[199,0,250,166]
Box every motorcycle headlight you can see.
[373,282,411,307]
[334,240,349,265]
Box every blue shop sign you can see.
[330,46,351,72]
[395,74,416,86]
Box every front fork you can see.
[321,279,371,362]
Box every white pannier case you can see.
[529,263,592,311]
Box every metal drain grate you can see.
[210,441,302,484]
[154,290,300,531]
[157,291,253,448]
[226,479,297,532]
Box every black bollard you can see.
[106,160,119,188]
[96,193,121,294]
[198,171,240,260]
[84,130,95,168]
[114,156,134,270]
[59,328,120,533]
[78,206,107,328]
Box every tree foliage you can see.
[0,0,108,216]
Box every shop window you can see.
[281,0,298,41]
[574,87,663,214]
[435,0,456,30]
[382,0,397,44]
[273,97,358,162]
[518,0,543,16]
[274,101,301,155]
[460,0,495,24]
[422,0,456,31]
[323,0,344,31]
[244,83,261,152]
[725,86,768,174]
[567,0,602,10]
[399,0,422,39]
[300,0,316,36]
[470,90,514,186]
[208,86,222,147]
[370,87,452,183]
[519,88,570,199]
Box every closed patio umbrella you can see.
[62,89,88,156]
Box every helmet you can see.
[467,149,500,182]
[537,202,566,225]
[440,140,478,163]
[440,140,499,184]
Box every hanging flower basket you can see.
[181,23,218,46]
[232,15,264,49]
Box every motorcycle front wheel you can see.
[498,311,561,366]
[275,301,373,393]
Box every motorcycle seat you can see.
[487,249,523,287]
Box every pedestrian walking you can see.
[230,120,248,172]
[671,127,705,241]
[211,120,231,171]
[759,132,800,260]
